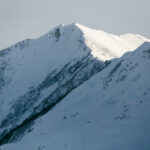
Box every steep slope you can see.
[0,23,149,147]
[2,42,150,150]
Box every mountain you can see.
[0,23,150,150]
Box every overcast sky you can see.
[0,0,150,49]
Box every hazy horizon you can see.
[0,0,150,49]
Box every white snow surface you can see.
[0,23,150,150]
[75,24,150,60]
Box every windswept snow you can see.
[75,23,150,60]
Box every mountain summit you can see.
[0,24,150,150]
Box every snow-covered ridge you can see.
[75,23,150,60]
[39,23,150,61]
[0,23,149,148]
[1,23,148,110]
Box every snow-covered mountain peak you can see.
[0,23,150,149]
[37,23,150,62]
[0,24,149,108]
[41,23,82,40]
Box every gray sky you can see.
[0,0,150,49]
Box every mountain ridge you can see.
[0,23,150,149]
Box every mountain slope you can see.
[0,23,149,148]
[2,41,150,150]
